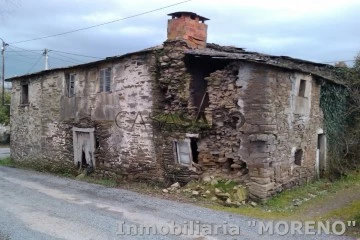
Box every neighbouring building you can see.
[7,12,342,200]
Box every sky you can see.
[1,0,360,81]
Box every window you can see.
[21,84,29,105]
[294,149,303,166]
[175,138,198,166]
[298,79,306,97]
[175,140,192,166]
[65,73,76,97]
[99,68,111,92]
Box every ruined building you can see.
[7,12,340,200]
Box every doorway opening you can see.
[317,134,326,178]
[190,138,198,164]
[73,127,96,174]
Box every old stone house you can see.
[7,12,341,200]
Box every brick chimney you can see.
[167,12,209,49]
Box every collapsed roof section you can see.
[185,43,341,85]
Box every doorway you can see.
[73,127,96,171]
[316,134,326,178]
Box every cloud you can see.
[1,0,360,77]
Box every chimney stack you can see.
[167,12,209,49]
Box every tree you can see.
[0,90,10,125]
[328,54,360,173]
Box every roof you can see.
[168,11,209,21]
[5,45,163,82]
[6,41,341,85]
[185,43,342,84]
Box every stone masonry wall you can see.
[235,62,323,200]
[10,72,74,171]
[151,40,202,184]
[158,56,324,200]
[10,40,325,198]
[10,52,160,181]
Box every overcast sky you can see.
[1,0,360,79]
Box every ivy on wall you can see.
[320,81,349,172]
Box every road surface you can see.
[0,167,354,240]
[0,147,10,160]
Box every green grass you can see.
[80,176,119,187]
[264,172,360,210]
[0,156,15,167]
[208,171,360,220]
[214,180,238,193]
[323,200,360,237]
[0,157,120,188]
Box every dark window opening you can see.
[190,138,198,164]
[251,141,266,153]
[21,84,29,105]
[224,158,235,172]
[239,160,247,169]
[185,55,230,121]
[298,80,306,97]
[100,68,111,92]
[230,116,239,129]
[294,149,303,166]
[65,73,75,97]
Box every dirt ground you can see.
[300,184,360,219]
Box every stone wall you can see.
[10,40,326,200]
[10,52,161,181]
[153,44,324,199]
[10,71,74,170]
[197,61,323,200]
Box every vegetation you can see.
[0,156,14,167]
[209,171,360,220]
[320,55,360,176]
[0,91,10,125]
[151,111,211,132]
[325,200,360,236]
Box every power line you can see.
[50,51,85,64]
[8,45,102,61]
[9,0,191,44]
[6,56,35,65]
[48,52,84,65]
[7,46,43,59]
[50,49,103,59]
[6,50,42,53]
[27,55,43,73]
[7,45,42,53]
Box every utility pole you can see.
[43,48,49,70]
[1,38,8,106]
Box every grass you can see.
[0,156,15,167]
[1,155,359,235]
[0,157,163,192]
[79,175,119,188]
[207,171,360,221]
[323,200,360,236]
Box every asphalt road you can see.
[0,167,355,240]
[0,147,10,160]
